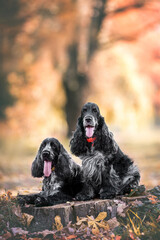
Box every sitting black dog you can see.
[18,137,83,206]
[70,102,140,200]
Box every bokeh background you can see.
[0,0,160,194]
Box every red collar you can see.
[86,137,96,147]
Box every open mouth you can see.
[42,153,53,177]
[43,161,52,177]
[85,126,95,138]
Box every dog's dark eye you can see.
[50,142,55,148]
[92,108,97,113]
[83,108,87,112]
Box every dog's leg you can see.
[34,192,73,207]
[99,165,117,199]
[17,193,40,206]
[119,164,140,195]
[119,176,140,195]
[75,183,95,201]
[99,183,116,199]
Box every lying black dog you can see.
[18,137,82,206]
[70,102,140,200]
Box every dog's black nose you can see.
[85,116,92,123]
[42,151,50,158]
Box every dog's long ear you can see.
[77,116,83,129]
[99,116,118,154]
[107,131,118,154]
[70,116,87,156]
[97,115,106,130]
[57,143,75,179]
[31,145,44,177]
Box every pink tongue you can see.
[85,127,94,138]
[43,161,52,177]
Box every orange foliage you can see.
[1,0,160,140]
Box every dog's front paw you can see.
[17,195,32,206]
[100,192,115,199]
[75,193,91,201]
[17,197,26,206]
[35,197,47,207]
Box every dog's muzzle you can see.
[42,150,54,162]
[84,115,94,126]
[84,115,95,138]
[42,150,50,158]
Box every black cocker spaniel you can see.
[70,102,140,200]
[18,137,83,206]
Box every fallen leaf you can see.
[32,230,56,238]
[150,195,157,198]
[132,200,143,207]
[6,190,12,199]
[68,227,75,234]
[11,227,28,236]
[12,205,23,218]
[55,215,63,230]
[28,238,42,240]
[76,217,88,226]
[91,223,99,235]
[2,231,12,239]
[66,235,77,239]
[115,236,121,240]
[42,230,56,237]
[110,232,115,240]
[22,213,34,227]
[107,217,119,229]
[129,231,135,240]
[148,196,158,204]
[95,212,107,221]
[87,215,94,221]
[96,221,110,230]
[117,202,127,217]
[146,221,157,228]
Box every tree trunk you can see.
[63,0,107,136]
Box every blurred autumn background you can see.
[0,0,160,195]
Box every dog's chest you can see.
[43,172,63,196]
[81,152,105,187]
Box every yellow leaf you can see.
[22,213,34,227]
[91,223,99,235]
[6,191,12,199]
[88,220,95,227]
[95,212,107,222]
[55,215,63,230]
[147,221,157,228]
[76,217,88,226]
[87,215,94,221]
[96,221,110,230]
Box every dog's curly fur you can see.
[70,102,140,200]
[18,138,83,206]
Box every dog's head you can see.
[70,102,118,156]
[38,138,61,177]
[79,102,104,138]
